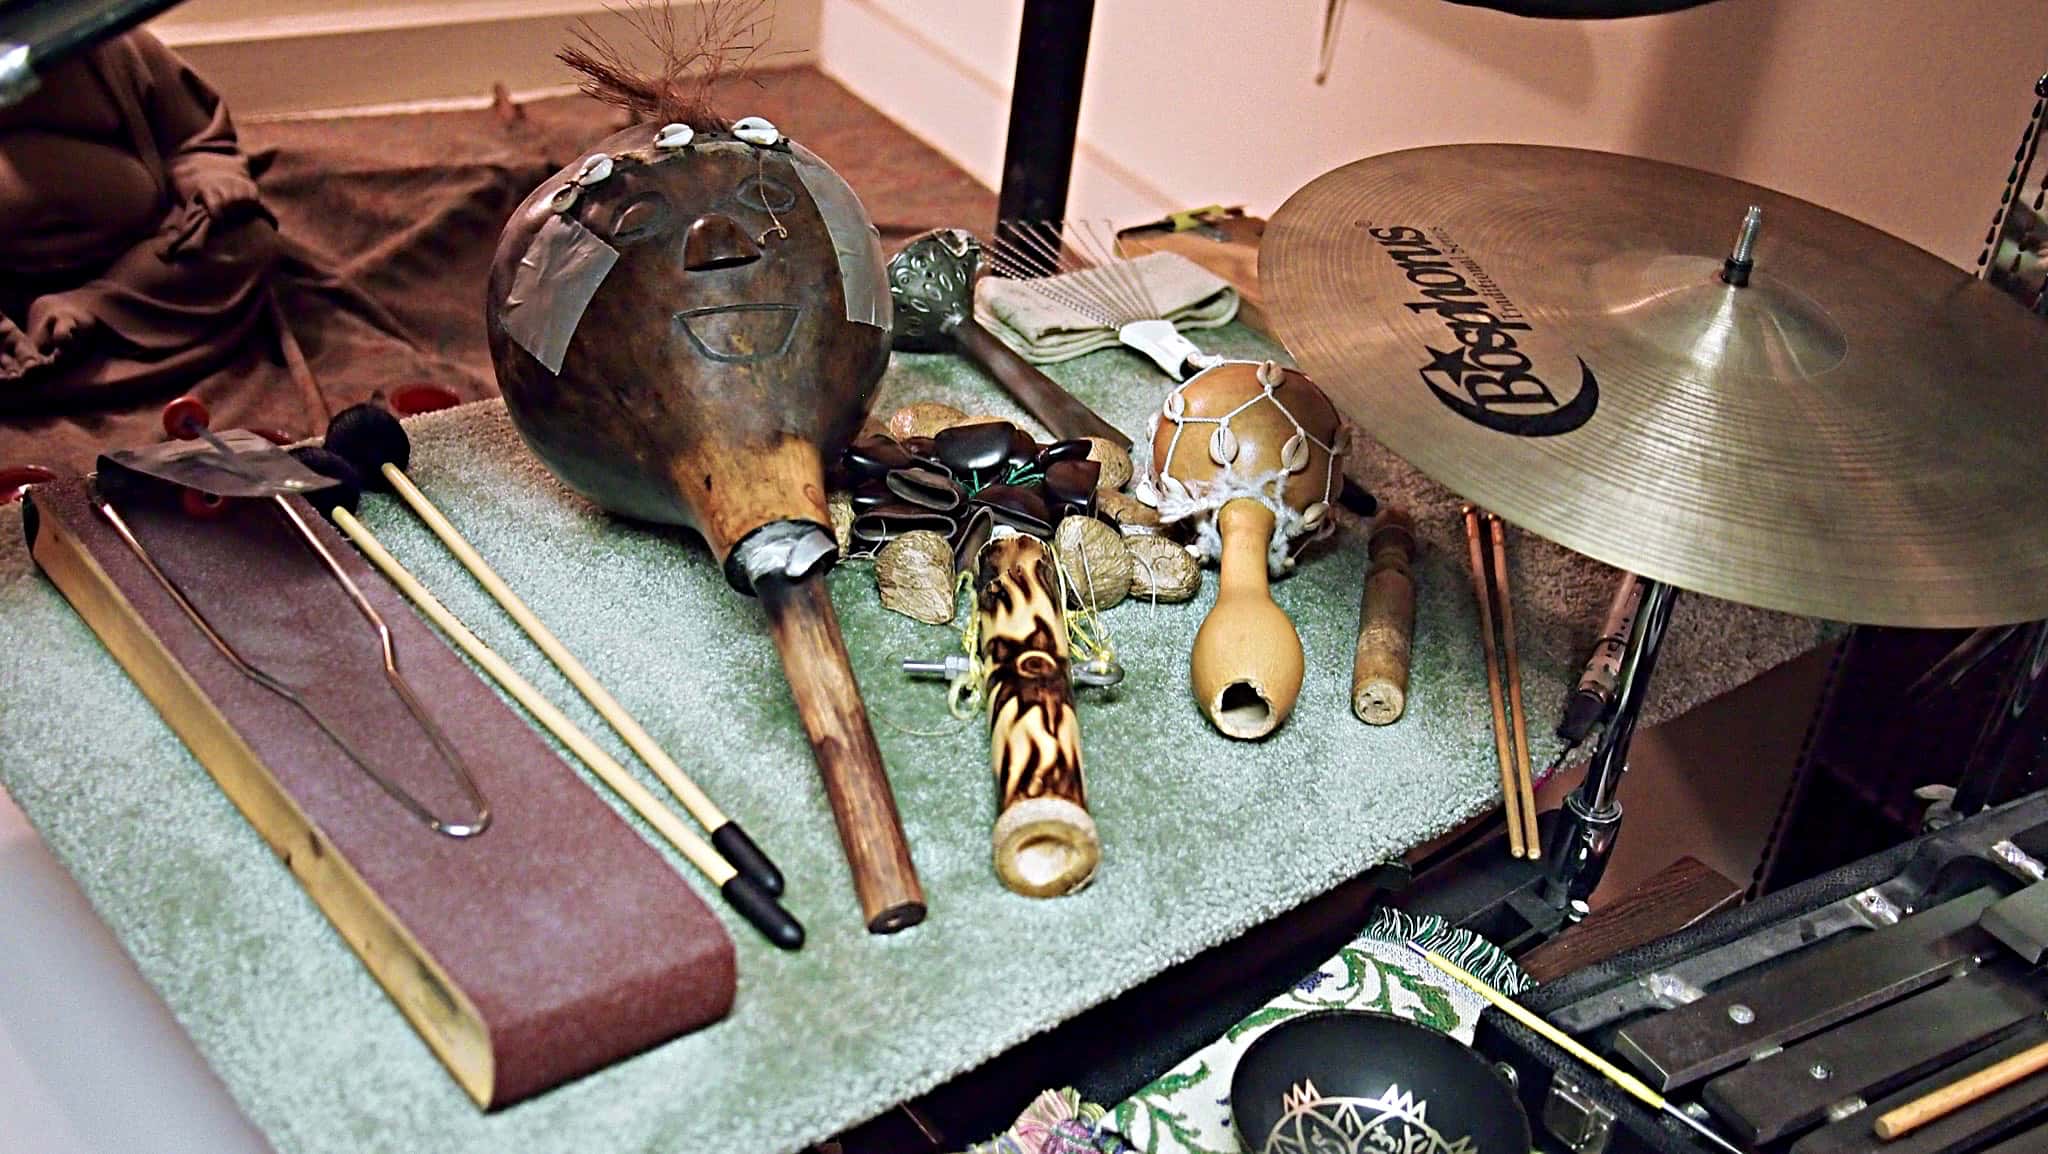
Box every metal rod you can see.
[995,0,1095,225]
[96,495,490,836]
[1722,205,1763,286]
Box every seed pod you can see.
[886,401,970,441]
[1097,489,1161,533]
[828,490,855,554]
[1084,437,1134,491]
[874,530,957,625]
[1127,535,1200,602]
[1053,515,1132,611]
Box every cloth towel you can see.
[975,250,1239,364]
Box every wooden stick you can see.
[1873,1038,2048,1140]
[976,534,1099,897]
[758,571,926,933]
[1352,508,1417,725]
[1489,514,1542,857]
[1464,505,1525,858]
[1408,944,1744,1154]
[376,466,737,838]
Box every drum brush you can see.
[291,446,804,950]
[324,403,788,900]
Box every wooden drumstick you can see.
[1488,513,1541,857]
[975,533,1100,897]
[1352,508,1417,724]
[1873,1037,2048,1140]
[1464,504,1526,858]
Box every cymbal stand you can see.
[1537,579,1680,910]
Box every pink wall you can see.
[822,0,2048,268]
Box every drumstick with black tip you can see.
[291,448,804,950]
[323,403,786,898]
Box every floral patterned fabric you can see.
[962,916,1525,1154]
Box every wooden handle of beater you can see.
[1190,498,1304,740]
[1872,1038,2048,1139]
[757,572,926,933]
[952,317,1128,445]
[1352,508,1417,724]
[975,534,1100,897]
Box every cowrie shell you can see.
[1162,389,1187,421]
[1158,473,1189,502]
[1283,432,1311,473]
[1208,424,1239,466]
[654,123,695,149]
[575,154,614,186]
[548,184,580,213]
[1302,501,1329,531]
[1257,360,1285,388]
[733,116,781,146]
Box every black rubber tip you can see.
[324,403,411,487]
[711,822,786,897]
[289,446,364,517]
[721,875,805,951]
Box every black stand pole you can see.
[1951,621,2048,817]
[1539,579,1680,913]
[996,0,1095,225]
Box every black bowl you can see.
[1231,1010,1530,1154]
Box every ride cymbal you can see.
[1264,144,2048,627]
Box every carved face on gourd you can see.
[485,117,891,553]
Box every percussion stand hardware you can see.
[1540,580,1680,911]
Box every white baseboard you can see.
[153,0,819,118]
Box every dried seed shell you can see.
[1097,489,1161,532]
[886,401,970,441]
[828,490,855,554]
[1127,536,1200,602]
[1084,437,1133,491]
[874,530,957,625]
[1053,516,1132,611]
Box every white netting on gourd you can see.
[1135,360,1350,577]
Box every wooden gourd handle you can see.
[951,317,1128,445]
[1352,509,1417,724]
[757,572,926,932]
[975,534,1100,897]
[1189,499,1305,739]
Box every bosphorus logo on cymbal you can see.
[1368,225,1598,437]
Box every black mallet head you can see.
[324,403,411,489]
[289,446,365,518]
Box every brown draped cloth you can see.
[0,31,479,471]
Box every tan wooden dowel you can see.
[1872,1038,2048,1140]
[378,464,728,832]
[1352,509,1417,725]
[1464,505,1525,858]
[332,508,735,886]
[1489,514,1542,858]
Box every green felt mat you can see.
[0,325,1825,1154]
